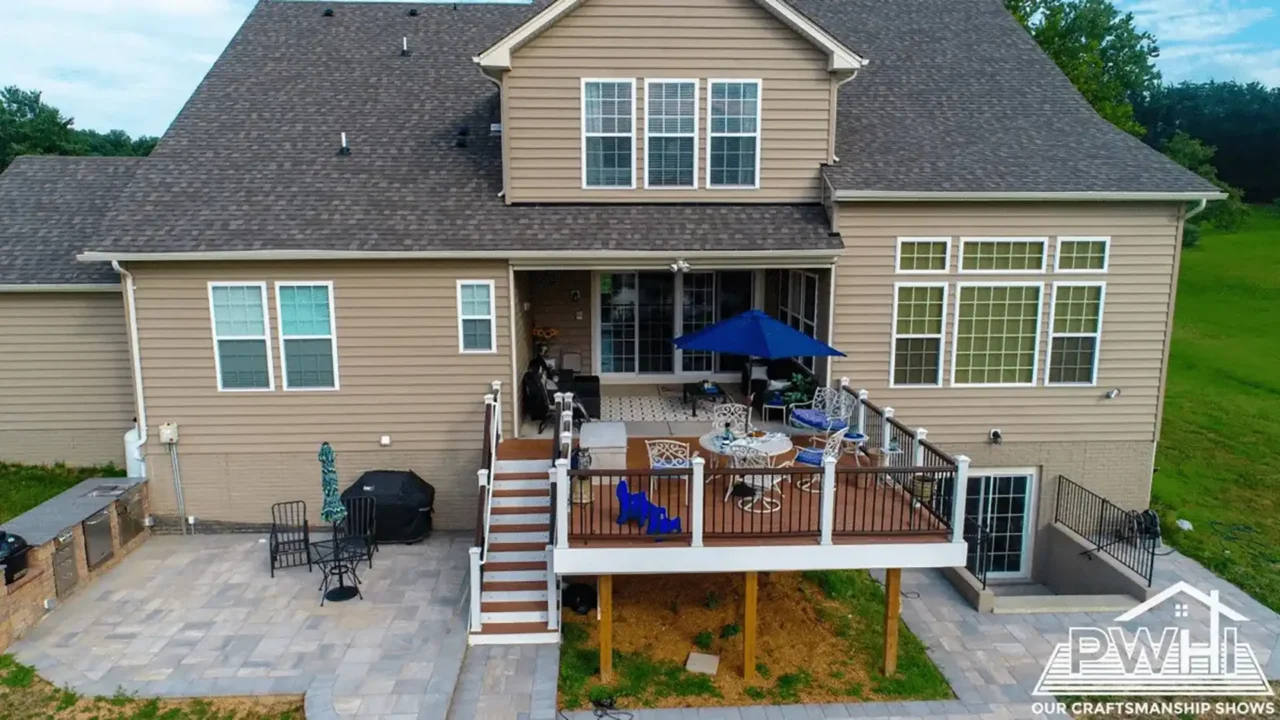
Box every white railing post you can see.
[856,389,868,435]
[545,543,559,631]
[881,407,895,455]
[553,392,565,413]
[468,546,482,632]
[952,455,970,543]
[820,456,837,545]
[555,458,571,549]
[913,428,927,467]
[839,376,850,390]
[560,431,572,459]
[691,456,706,547]
[490,381,503,442]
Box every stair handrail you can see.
[479,393,500,565]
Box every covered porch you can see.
[511,262,835,438]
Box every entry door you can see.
[966,472,1035,578]
[715,271,754,373]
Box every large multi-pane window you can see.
[892,284,947,386]
[1047,283,1105,385]
[952,284,1043,386]
[897,238,950,272]
[779,270,819,372]
[457,280,496,354]
[960,238,1047,272]
[1055,237,1110,272]
[707,80,761,188]
[645,80,697,189]
[582,80,635,188]
[208,283,273,391]
[276,282,338,390]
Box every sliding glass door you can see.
[597,271,757,378]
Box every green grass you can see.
[558,622,720,709]
[0,461,125,523]
[1153,205,1280,611]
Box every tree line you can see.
[0,86,157,172]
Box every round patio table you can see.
[698,432,794,463]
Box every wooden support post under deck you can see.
[883,568,901,676]
[599,574,613,681]
[744,571,758,683]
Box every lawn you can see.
[0,462,126,523]
[0,654,302,720]
[1153,205,1280,611]
[557,570,951,710]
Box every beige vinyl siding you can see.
[504,0,832,203]
[128,261,513,526]
[0,292,134,466]
[833,202,1182,445]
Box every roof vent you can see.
[455,125,470,149]
[401,37,411,57]
[408,8,419,16]
[338,132,351,156]
[322,8,334,17]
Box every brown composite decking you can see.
[496,436,953,547]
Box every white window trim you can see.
[958,237,1049,274]
[895,237,952,274]
[949,281,1045,388]
[889,282,949,388]
[706,78,763,191]
[966,467,1039,580]
[458,279,498,355]
[275,281,340,392]
[643,78,699,191]
[1053,236,1111,273]
[580,78,637,191]
[1045,281,1106,387]
[207,281,274,393]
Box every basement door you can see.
[966,470,1036,579]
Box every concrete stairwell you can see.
[469,458,560,646]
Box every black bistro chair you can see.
[341,496,378,569]
[269,500,312,577]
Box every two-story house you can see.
[0,0,1220,661]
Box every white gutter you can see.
[1184,198,1210,220]
[0,283,122,293]
[833,190,1228,202]
[112,261,148,457]
[78,248,842,264]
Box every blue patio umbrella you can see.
[673,309,846,360]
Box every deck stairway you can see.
[469,458,560,646]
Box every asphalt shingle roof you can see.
[10,0,1214,267]
[0,157,142,285]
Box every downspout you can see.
[1184,198,1208,221]
[478,65,506,199]
[113,261,148,468]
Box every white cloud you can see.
[1127,0,1274,42]
[1120,0,1280,86]
[0,0,254,136]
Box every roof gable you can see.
[475,0,865,72]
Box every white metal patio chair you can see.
[787,386,855,438]
[710,402,753,436]
[646,439,692,497]
[791,427,848,493]
[725,443,785,514]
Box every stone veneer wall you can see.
[0,484,151,652]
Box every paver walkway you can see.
[446,644,560,720]
[10,533,472,720]
[562,550,1280,720]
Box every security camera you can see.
[989,429,1003,445]
[1104,388,1122,400]
[670,263,680,273]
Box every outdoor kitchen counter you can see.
[2,477,146,547]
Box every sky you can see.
[1,0,1278,137]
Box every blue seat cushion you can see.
[795,447,824,466]
[791,408,848,431]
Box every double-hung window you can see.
[1047,283,1105,385]
[960,238,1047,273]
[645,79,698,189]
[892,284,948,386]
[276,282,339,390]
[458,280,497,354]
[707,80,761,189]
[208,282,273,391]
[1054,237,1110,272]
[951,283,1043,386]
[582,79,635,189]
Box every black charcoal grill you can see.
[0,531,31,585]
[340,471,435,544]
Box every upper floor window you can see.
[892,284,947,386]
[707,80,761,189]
[209,282,274,392]
[458,280,497,354]
[897,238,951,273]
[1055,237,1110,272]
[581,79,635,189]
[276,282,339,390]
[1047,283,1105,385]
[960,238,1047,273]
[952,283,1043,387]
[645,79,698,189]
